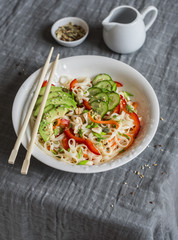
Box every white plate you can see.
[12,55,159,173]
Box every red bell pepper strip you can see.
[62,137,69,150]
[85,139,101,155]
[70,79,78,91]
[83,99,91,110]
[64,129,100,155]
[64,129,84,143]
[115,81,123,87]
[42,80,48,87]
[124,109,140,137]
[120,95,140,137]
[42,80,55,87]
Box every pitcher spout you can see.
[102,7,119,31]
[102,20,116,31]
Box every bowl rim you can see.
[51,16,89,45]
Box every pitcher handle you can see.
[141,6,158,31]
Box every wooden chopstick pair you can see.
[8,47,59,175]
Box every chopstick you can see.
[21,53,59,175]
[8,47,54,165]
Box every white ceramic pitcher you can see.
[102,5,158,54]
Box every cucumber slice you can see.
[94,80,112,91]
[92,74,112,85]
[109,80,117,91]
[88,87,101,97]
[107,92,120,111]
[91,101,108,118]
[90,92,109,103]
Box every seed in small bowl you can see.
[51,17,89,47]
[56,22,86,42]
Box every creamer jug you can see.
[102,5,158,54]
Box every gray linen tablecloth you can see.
[0,0,178,239]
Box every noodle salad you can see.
[32,73,141,166]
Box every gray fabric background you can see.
[0,0,178,239]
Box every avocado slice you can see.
[35,92,59,106]
[39,107,68,142]
[39,86,63,95]
[39,85,70,96]
[33,96,77,117]
[43,104,55,114]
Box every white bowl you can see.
[51,17,89,47]
[12,55,159,173]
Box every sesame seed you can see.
[160,117,164,121]
[153,163,157,166]
[136,171,140,175]
[124,182,127,185]
[140,174,144,178]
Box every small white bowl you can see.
[51,17,89,47]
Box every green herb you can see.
[51,150,57,155]
[92,123,98,128]
[67,148,70,152]
[92,132,103,138]
[123,91,134,101]
[123,133,130,139]
[54,128,58,136]
[58,148,64,153]
[59,127,64,133]
[83,109,89,113]
[78,147,82,159]
[86,123,98,129]
[92,132,105,141]
[71,92,75,99]
[77,160,88,165]
[113,115,117,119]
[118,132,130,139]
[119,148,126,153]
[101,132,106,135]
[126,104,134,113]
[78,129,83,137]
